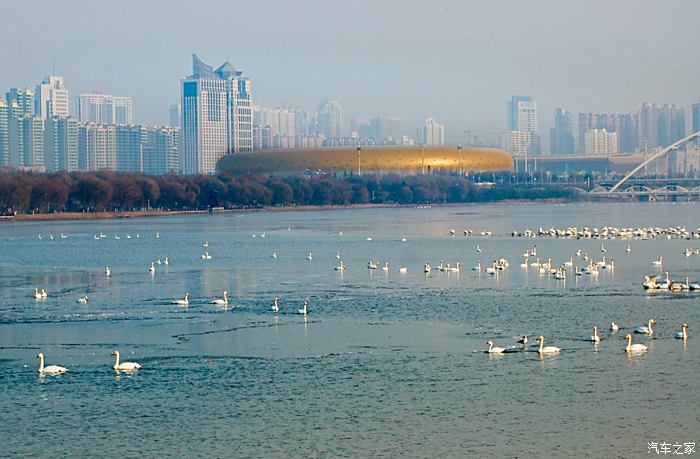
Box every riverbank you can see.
[1,199,579,223]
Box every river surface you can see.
[1,202,698,458]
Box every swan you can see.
[49,234,54,240]
[335,253,341,259]
[34,288,43,300]
[298,301,308,315]
[111,351,141,371]
[77,296,88,304]
[588,326,601,342]
[601,243,606,253]
[611,322,620,332]
[536,335,561,354]
[105,266,111,276]
[272,251,277,259]
[38,234,42,240]
[114,235,120,240]
[520,258,529,268]
[625,244,631,253]
[155,232,160,239]
[367,261,378,269]
[652,256,663,266]
[37,353,67,375]
[126,234,131,239]
[272,297,280,313]
[564,257,573,267]
[448,263,460,273]
[518,335,529,346]
[172,292,190,306]
[201,251,212,260]
[307,253,313,260]
[335,260,346,271]
[41,289,48,298]
[149,261,156,273]
[399,266,408,273]
[476,245,481,253]
[381,262,389,271]
[634,319,656,335]
[60,233,67,239]
[472,260,481,271]
[211,290,228,305]
[156,258,162,265]
[163,257,169,266]
[486,341,505,354]
[674,323,688,340]
[203,241,208,247]
[624,334,648,352]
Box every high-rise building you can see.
[658,104,685,146]
[253,107,296,149]
[21,116,44,168]
[143,126,179,175]
[35,76,69,119]
[79,123,117,171]
[419,117,445,146]
[577,112,637,154]
[317,99,343,139]
[180,54,253,175]
[550,109,574,155]
[639,102,660,150]
[116,125,147,172]
[584,129,618,155]
[78,93,133,125]
[6,88,34,117]
[504,95,539,156]
[369,116,401,144]
[0,99,8,166]
[44,116,79,172]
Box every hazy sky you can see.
[2,0,699,143]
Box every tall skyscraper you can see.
[0,99,8,166]
[6,88,34,117]
[143,126,179,175]
[44,116,79,172]
[79,123,117,171]
[253,107,296,149]
[116,125,146,172]
[419,117,445,146]
[180,54,253,175]
[584,129,618,155]
[550,109,574,155]
[317,99,343,139]
[369,116,401,144]
[504,95,539,156]
[78,93,133,125]
[658,104,685,146]
[21,116,44,168]
[35,76,69,119]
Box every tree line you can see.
[0,170,579,214]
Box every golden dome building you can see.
[217,146,513,176]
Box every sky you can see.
[2,0,699,144]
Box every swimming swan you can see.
[588,326,601,342]
[624,334,648,352]
[298,301,308,315]
[536,335,561,354]
[112,350,141,371]
[37,353,67,375]
[211,291,228,305]
[634,319,656,335]
[674,323,689,340]
[172,292,190,306]
[486,340,505,354]
[272,297,280,313]
[611,322,620,332]
[77,296,88,304]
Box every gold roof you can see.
[217,146,513,174]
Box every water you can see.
[1,202,698,458]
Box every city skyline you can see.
[1,0,699,144]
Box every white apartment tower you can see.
[180,55,253,175]
[35,76,69,119]
[78,93,133,125]
[419,117,445,146]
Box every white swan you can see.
[399,266,408,273]
[486,340,505,354]
[536,335,561,354]
[272,297,280,313]
[149,261,156,273]
[625,244,631,253]
[77,296,88,304]
[634,319,656,335]
[476,245,481,253]
[674,323,688,340]
[105,266,111,276]
[588,326,600,342]
[172,292,190,306]
[272,251,277,259]
[307,253,313,260]
[112,350,141,371]
[424,262,431,273]
[211,290,228,305]
[203,241,208,247]
[163,257,169,266]
[472,260,481,271]
[34,288,43,300]
[381,262,389,271]
[652,256,663,266]
[37,353,67,375]
[624,334,648,352]
[611,322,620,332]
[335,260,346,271]
[201,251,212,260]
[448,263,461,273]
[298,301,308,315]
[367,261,378,269]
[41,289,48,298]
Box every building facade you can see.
[584,129,618,155]
[317,99,343,139]
[419,117,445,146]
[143,126,179,175]
[78,93,133,125]
[550,108,574,155]
[116,125,147,172]
[504,95,540,156]
[180,54,253,175]
[44,116,79,172]
[35,76,69,120]
[79,123,117,171]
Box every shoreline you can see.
[0,199,586,223]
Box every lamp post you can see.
[357,145,361,176]
[457,143,463,177]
